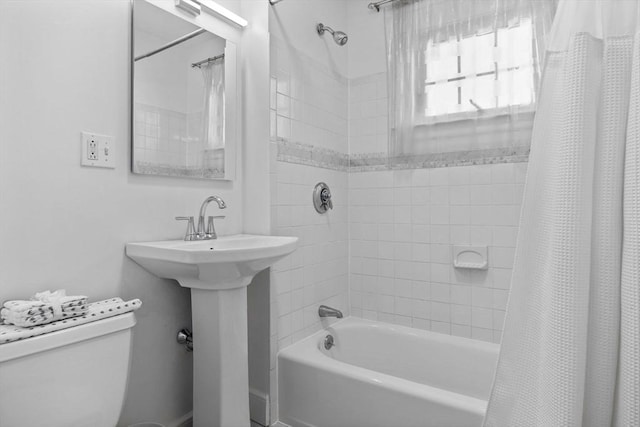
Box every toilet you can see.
[0,312,136,427]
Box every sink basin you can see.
[126,233,298,426]
[126,234,298,290]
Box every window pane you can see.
[423,19,536,118]
[472,32,495,75]
[426,80,458,116]
[426,39,458,82]
[427,55,458,82]
[465,74,496,110]
[498,66,534,108]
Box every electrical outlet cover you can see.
[81,132,115,169]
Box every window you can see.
[423,20,536,120]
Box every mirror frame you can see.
[130,0,238,181]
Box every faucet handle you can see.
[175,216,196,241]
[206,215,225,239]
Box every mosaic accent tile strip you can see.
[276,139,350,171]
[134,161,224,179]
[350,146,531,171]
[276,139,529,172]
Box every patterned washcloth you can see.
[0,297,142,345]
[35,290,88,315]
[1,305,55,327]
[2,300,53,316]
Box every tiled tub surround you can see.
[269,34,351,349]
[268,34,351,423]
[268,156,349,419]
[270,160,349,347]
[267,28,527,422]
[349,163,526,343]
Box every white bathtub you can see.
[278,317,499,427]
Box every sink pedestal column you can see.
[190,286,250,427]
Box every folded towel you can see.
[2,300,52,316]
[0,297,142,345]
[2,290,89,327]
[1,307,55,327]
[34,290,88,314]
[60,299,88,310]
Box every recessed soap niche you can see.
[453,246,488,270]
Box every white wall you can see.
[0,1,244,425]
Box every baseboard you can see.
[169,412,193,427]
[167,390,267,427]
[249,387,270,426]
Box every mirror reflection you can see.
[133,0,233,180]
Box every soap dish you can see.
[453,246,488,270]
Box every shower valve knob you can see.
[313,182,333,213]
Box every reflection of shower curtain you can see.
[484,1,640,426]
[201,59,225,151]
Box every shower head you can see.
[317,23,348,46]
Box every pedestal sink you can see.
[126,234,298,427]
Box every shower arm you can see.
[269,0,285,4]
[367,0,398,12]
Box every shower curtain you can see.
[384,0,555,158]
[484,1,640,426]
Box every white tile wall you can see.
[268,156,349,420]
[348,73,388,155]
[269,37,350,421]
[270,160,349,348]
[271,38,348,154]
[134,103,189,167]
[348,163,527,343]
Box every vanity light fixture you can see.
[195,0,248,28]
[175,0,201,15]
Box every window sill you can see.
[416,106,536,127]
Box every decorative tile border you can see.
[276,139,350,171]
[276,139,529,172]
[350,146,530,171]
[134,161,224,179]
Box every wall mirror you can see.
[132,0,237,180]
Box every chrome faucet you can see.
[318,305,343,318]
[196,196,226,240]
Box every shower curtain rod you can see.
[134,28,207,62]
[368,0,398,12]
[191,54,225,68]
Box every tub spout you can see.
[318,305,343,318]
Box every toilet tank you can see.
[0,312,136,427]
